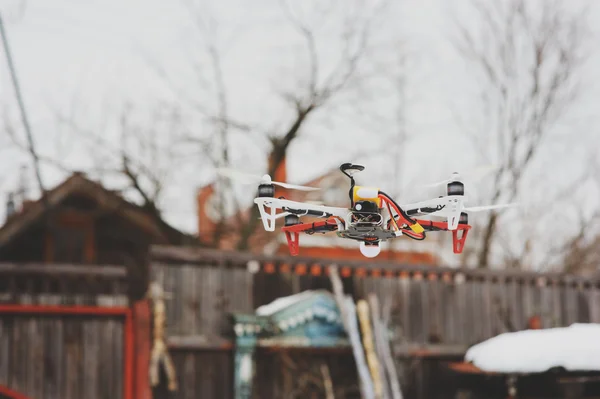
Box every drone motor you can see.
[284,214,300,226]
[447,181,464,196]
[257,183,275,198]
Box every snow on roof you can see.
[465,323,600,374]
[255,290,332,316]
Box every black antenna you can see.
[340,163,364,206]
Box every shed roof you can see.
[0,172,193,248]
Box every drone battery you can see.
[352,186,381,207]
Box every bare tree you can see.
[1,12,45,197]
[553,151,600,273]
[236,0,394,249]
[559,222,600,274]
[451,0,590,268]
[3,0,404,251]
[144,0,394,249]
[26,101,198,244]
[174,0,249,245]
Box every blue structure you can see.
[231,313,270,399]
[231,290,349,399]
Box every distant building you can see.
[196,158,438,264]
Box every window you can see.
[44,210,95,264]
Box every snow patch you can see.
[465,323,600,373]
[255,290,330,316]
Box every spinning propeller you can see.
[423,165,497,188]
[413,165,518,230]
[424,172,463,188]
[216,168,320,191]
[463,203,517,212]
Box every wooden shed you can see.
[0,172,197,399]
[0,172,196,299]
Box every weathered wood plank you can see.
[183,353,195,399]
[464,279,476,344]
[522,280,534,328]
[539,281,552,328]
[174,264,185,336]
[421,277,432,343]
[149,248,600,399]
[399,277,410,344]
[206,267,220,336]
[0,314,124,399]
[167,335,233,350]
[470,279,482,342]
[44,316,61,399]
[428,276,442,343]
[13,317,23,393]
[394,343,467,358]
[506,279,519,331]
[150,245,600,285]
[31,317,44,399]
[577,287,591,323]
[551,280,562,327]
[181,265,196,335]
[454,274,467,344]
[491,279,507,336]
[0,263,127,277]
[565,282,578,325]
[83,320,98,399]
[442,278,456,343]
[590,288,600,323]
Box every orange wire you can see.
[380,194,425,239]
[385,200,400,231]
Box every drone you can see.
[219,163,515,258]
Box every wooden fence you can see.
[0,263,134,399]
[150,246,600,398]
[0,263,129,306]
[0,306,131,399]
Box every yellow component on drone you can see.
[352,186,381,207]
[410,223,424,234]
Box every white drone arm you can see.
[254,198,280,231]
[402,196,465,230]
[402,197,456,216]
[404,196,517,230]
[254,197,347,232]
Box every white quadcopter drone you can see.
[219,163,515,258]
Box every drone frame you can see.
[254,190,472,257]
[248,162,514,258]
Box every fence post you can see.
[132,299,152,399]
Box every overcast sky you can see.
[1,0,598,266]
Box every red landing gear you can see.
[281,217,339,256]
[416,219,471,254]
